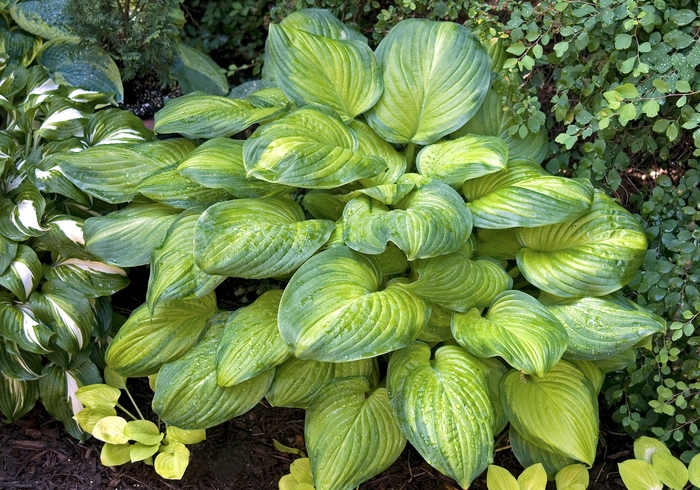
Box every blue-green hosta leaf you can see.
[0,184,48,241]
[475,228,522,260]
[516,192,648,297]
[301,191,346,221]
[500,360,598,465]
[280,8,367,42]
[105,293,217,377]
[481,357,509,434]
[194,197,334,278]
[153,315,273,429]
[31,155,90,205]
[39,38,123,101]
[147,210,225,310]
[417,302,453,342]
[365,19,491,145]
[10,0,75,39]
[0,28,42,67]
[306,377,405,490]
[387,343,494,488]
[278,246,428,361]
[0,245,42,301]
[416,135,508,186]
[0,374,39,422]
[154,93,283,138]
[0,236,18,276]
[43,257,129,298]
[244,107,385,188]
[176,138,295,198]
[593,349,637,373]
[350,120,407,186]
[541,292,665,361]
[342,181,472,260]
[216,290,290,386]
[400,245,511,312]
[463,159,594,229]
[84,203,180,267]
[0,340,43,380]
[267,23,382,122]
[452,290,568,377]
[85,108,153,146]
[509,427,577,479]
[453,89,548,164]
[265,356,378,408]
[135,166,233,210]
[173,43,228,96]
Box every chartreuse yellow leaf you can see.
[166,426,206,445]
[75,384,121,407]
[555,464,589,489]
[124,420,163,446]
[101,443,131,466]
[481,357,509,434]
[650,452,688,490]
[487,465,519,490]
[618,460,663,490]
[688,453,700,487]
[92,416,129,444]
[509,427,576,479]
[279,458,315,490]
[130,442,160,463]
[518,464,547,489]
[73,405,117,433]
[633,436,671,463]
[155,442,190,480]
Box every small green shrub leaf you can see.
[618,460,663,490]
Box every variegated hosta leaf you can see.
[0,296,54,354]
[10,0,75,39]
[475,228,522,261]
[135,166,233,210]
[137,139,198,165]
[280,8,367,42]
[216,290,290,386]
[301,191,346,221]
[416,135,508,186]
[387,343,494,488]
[400,245,511,312]
[342,181,472,260]
[541,292,666,360]
[453,290,568,377]
[340,182,415,206]
[43,257,129,298]
[278,246,428,361]
[244,107,386,189]
[39,360,102,441]
[509,427,577,479]
[176,138,295,198]
[0,27,42,67]
[194,197,335,278]
[351,120,407,186]
[0,374,39,422]
[516,192,648,297]
[267,23,382,122]
[245,86,295,108]
[153,93,283,138]
[0,244,42,301]
[0,339,43,380]
[83,203,180,267]
[0,184,48,241]
[174,43,229,96]
[570,360,605,395]
[265,356,378,408]
[153,314,273,429]
[500,360,598,465]
[105,293,217,377]
[453,89,548,164]
[35,107,86,141]
[417,302,453,342]
[481,357,509,434]
[365,19,491,145]
[306,377,406,490]
[85,108,153,146]
[35,214,92,260]
[0,235,18,276]
[147,210,225,310]
[31,154,90,205]
[462,159,594,229]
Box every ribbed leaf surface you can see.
[0,296,53,354]
[0,244,42,301]
[85,109,152,146]
[135,166,233,210]
[351,120,407,186]
[0,374,39,422]
[43,257,129,298]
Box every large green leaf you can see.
[0,374,39,422]
[0,244,42,301]
[481,357,509,434]
[509,427,577,480]
[500,360,598,465]
[365,19,491,145]
[244,107,386,188]
[0,26,42,67]
[10,0,74,39]
[279,8,367,42]
[387,343,494,488]
[194,197,335,278]
[452,290,568,377]
[83,204,180,267]
[278,246,428,361]
[153,314,273,429]
[216,290,290,386]
[135,166,233,210]
[85,108,153,146]
[0,296,53,354]
[541,292,666,360]
[516,192,648,297]
[266,23,382,122]
[35,215,91,261]
[342,180,472,260]
[351,120,407,186]
[105,293,217,377]
[306,377,405,490]
[462,159,594,229]
[173,43,228,96]
[0,339,43,380]
[475,228,522,261]
[39,38,123,102]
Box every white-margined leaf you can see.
[10,0,74,39]
[0,339,43,380]
[516,192,648,297]
[416,135,508,186]
[509,427,577,480]
[0,374,39,422]
[35,107,86,141]
[306,377,405,490]
[174,43,229,96]
[351,120,407,186]
[35,214,92,261]
[85,108,153,146]
[0,296,53,354]
[31,154,90,205]
[387,343,494,488]
[278,246,428,361]
[342,180,472,260]
[135,165,233,209]
[0,184,48,241]
[194,197,334,278]
[0,235,17,275]
[500,360,598,465]
[0,25,42,67]
[105,293,217,377]
[365,19,490,145]
[244,107,386,188]
[43,257,129,298]
[0,244,42,301]
[452,290,568,377]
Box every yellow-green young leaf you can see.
[688,453,700,487]
[650,452,688,490]
[555,464,589,489]
[509,427,577,479]
[93,416,129,444]
[388,343,494,488]
[569,361,605,395]
[103,367,126,390]
[166,426,206,445]
[155,442,190,480]
[306,378,405,490]
[73,405,117,433]
[351,120,407,186]
[618,460,663,490]
[634,436,671,463]
[75,384,121,407]
[279,458,315,490]
[481,357,509,434]
[124,420,163,446]
[487,465,519,490]
[101,443,132,466]
[500,361,598,465]
[518,464,547,490]
[365,19,490,145]
[194,197,334,278]
[278,247,428,361]
[174,43,229,96]
[130,442,161,463]
[516,192,647,297]
[0,375,39,422]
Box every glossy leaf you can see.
[124,420,163,446]
[166,426,206,445]
[509,426,577,479]
[135,166,233,210]
[154,443,190,480]
[0,244,42,301]
[174,43,228,96]
[280,8,366,42]
[73,405,118,433]
[481,357,509,434]
[10,0,74,39]
[43,257,129,298]
[0,375,39,422]
[555,464,590,489]
[85,108,153,146]
[688,453,700,487]
[0,339,43,380]
[487,465,519,490]
[351,120,407,186]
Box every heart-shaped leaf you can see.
[351,120,407,186]
[651,452,688,490]
[124,420,163,446]
[487,465,519,490]
[93,416,129,444]
[74,384,121,407]
[101,443,132,466]
[10,0,74,39]
[155,442,190,480]
[555,464,590,489]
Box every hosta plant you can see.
[486,462,589,490]
[618,436,700,490]
[56,9,665,488]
